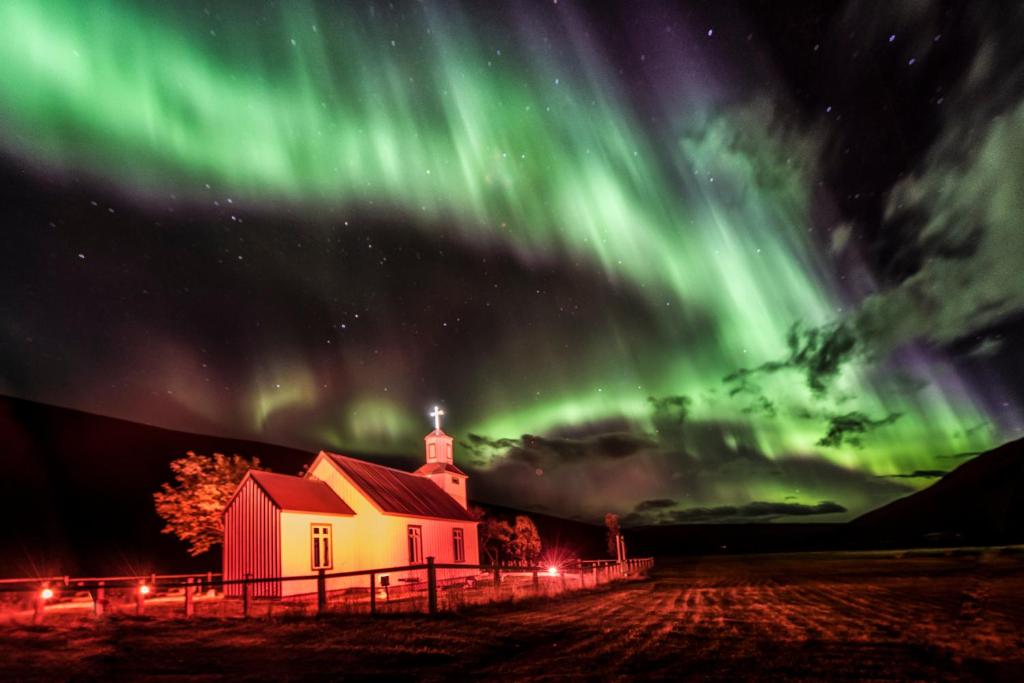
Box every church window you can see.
[407,525,423,564]
[453,528,465,563]
[451,476,459,485]
[311,524,332,570]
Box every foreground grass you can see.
[2,552,1023,681]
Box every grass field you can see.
[2,551,1022,681]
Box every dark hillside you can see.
[850,437,1024,546]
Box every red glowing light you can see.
[547,565,559,576]
[139,584,151,595]
[40,588,54,600]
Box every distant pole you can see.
[243,573,252,618]
[184,578,194,618]
[532,569,539,591]
[317,569,326,615]
[369,573,376,616]
[426,557,438,615]
[32,588,47,625]
[136,584,146,616]
[94,581,106,618]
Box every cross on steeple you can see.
[430,405,445,431]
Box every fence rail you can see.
[2,558,654,623]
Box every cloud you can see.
[855,104,1024,351]
[878,469,947,479]
[647,395,691,443]
[469,398,912,524]
[634,498,677,512]
[740,394,777,418]
[724,321,858,397]
[817,411,902,449]
[463,431,657,469]
[627,500,847,525]
[938,451,984,461]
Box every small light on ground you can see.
[40,588,54,600]
[547,566,559,576]
[139,584,151,595]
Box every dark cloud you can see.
[465,434,520,451]
[647,395,690,443]
[878,470,947,479]
[939,451,984,461]
[740,394,777,418]
[829,9,1024,355]
[634,498,676,512]
[724,321,858,397]
[470,399,912,524]
[463,431,656,469]
[628,500,847,525]
[816,411,902,449]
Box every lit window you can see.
[311,525,332,570]
[407,525,423,564]
[453,528,465,563]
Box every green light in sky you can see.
[0,0,1001,510]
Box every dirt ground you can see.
[2,551,1022,681]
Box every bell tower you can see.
[415,405,468,508]
[424,406,454,464]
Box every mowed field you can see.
[2,551,1023,681]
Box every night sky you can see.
[2,0,1023,524]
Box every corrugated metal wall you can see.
[223,477,281,598]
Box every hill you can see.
[849,437,1024,546]
[0,395,603,576]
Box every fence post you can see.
[94,581,106,617]
[369,573,376,616]
[493,565,500,586]
[242,573,251,618]
[427,557,437,616]
[317,569,326,615]
[532,569,539,591]
[185,577,194,618]
[136,583,146,616]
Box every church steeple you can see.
[424,405,453,464]
[416,405,467,508]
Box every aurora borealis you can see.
[2,1,1022,523]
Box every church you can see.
[222,407,480,598]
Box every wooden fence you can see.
[0,558,654,623]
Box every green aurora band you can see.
[0,1,1000,513]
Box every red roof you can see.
[414,462,467,477]
[325,453,474,521]
[249,471,355,516]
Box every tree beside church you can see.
[154,451,261,556]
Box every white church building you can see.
[223,408,480,598]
